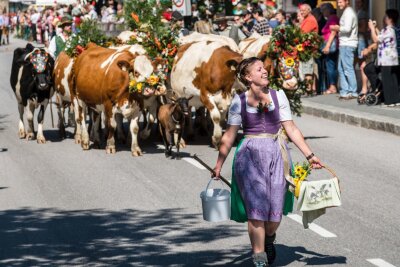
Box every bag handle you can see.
[322,165,338,181]
[205,178,226,197]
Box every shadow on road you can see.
[0,207,251,266]
[0,114,9,132]
[274,244,347,266]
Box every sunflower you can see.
[294,166,304,177]
[285,57,295,67]
[129,79,137,89]
[147,75,160,86]
[136,82,143,93]
[296,44,303,52]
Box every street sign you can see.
[172,0,191,16]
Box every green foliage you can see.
[124,0,169,36]
[266,25,323,62]
[65,20,112,57]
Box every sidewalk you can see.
[301,94,400,136]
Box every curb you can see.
[301,101,400,136]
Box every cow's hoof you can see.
[212,136,220,149]
[178,139,186,149]
[37,136,46,144]
[19,130,26,139]
[74,135,82,144]
[26,132,34,141]
[132,149,143,157]
[106,146,116,154]
[81,142,90,150]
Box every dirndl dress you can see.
[233,90,290,222]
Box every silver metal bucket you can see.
[200,179,231,222]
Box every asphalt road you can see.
[0,39,399,267]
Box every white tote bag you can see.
[297,167,341,212]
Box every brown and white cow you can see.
[71,43,166,155]
[239,33,299,90]
[170,41,243,148]
[53,51,76,139]
[179,32,240,52]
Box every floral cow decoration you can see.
[266,25,322,116]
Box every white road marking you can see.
[367,259,397,267]
[182,157,206,170]
[156,143,207,170]
[287,214,337,238]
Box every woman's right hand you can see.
[368,19,376,30]
[212,166,221,180]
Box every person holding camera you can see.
[367,10,400,107]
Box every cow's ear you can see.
[25,43,35,52]
[226,59,240,71]
[117,60,132,72]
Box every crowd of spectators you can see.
[3,0,399,106]
[185,0,398,106]
[3,0,121,46]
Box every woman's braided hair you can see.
[236,57,261,88]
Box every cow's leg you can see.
[159,124,170,157]
[73,99,82,144]
[18,102,26,139]
[176,130,183,160]
[57,101,66,139]
[140,105,157,140]
[105,112,116,154]
[129,110,143,157]
[91,110,102,149]
[76,101,89,150]
[25,101,35,141]
[207,100,222,149]
[36,99,49,144]
[115,113,126,144]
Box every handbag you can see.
[297,166,341,212]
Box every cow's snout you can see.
[282,78,298,90]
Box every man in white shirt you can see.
[30,9,40,42]
[330,0,358,99]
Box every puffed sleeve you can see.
[277,90,292,121]
[227,93,242,125]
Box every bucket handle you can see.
[205,178,227,197]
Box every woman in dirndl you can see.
[212,57,323,267]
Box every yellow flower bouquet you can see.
[292,162,312,198]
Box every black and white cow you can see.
[10,43,55,143]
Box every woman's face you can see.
[246,60,269,87]
[384,15,392,26]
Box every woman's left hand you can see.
[308,156,323,169]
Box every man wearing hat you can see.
[48,16,72,59]
[171,11,189,38]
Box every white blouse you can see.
[227,90,292,126]
[377,26,399,66]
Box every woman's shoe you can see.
[265,233,276,265]
[252,252,268,267]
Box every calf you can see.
[10,43,54,143]
[158,95,192,158]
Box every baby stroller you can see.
[358,62,384,106]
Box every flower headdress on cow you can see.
[266,25,322,116]
[128,71,167,94]
[29,49,49,73]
